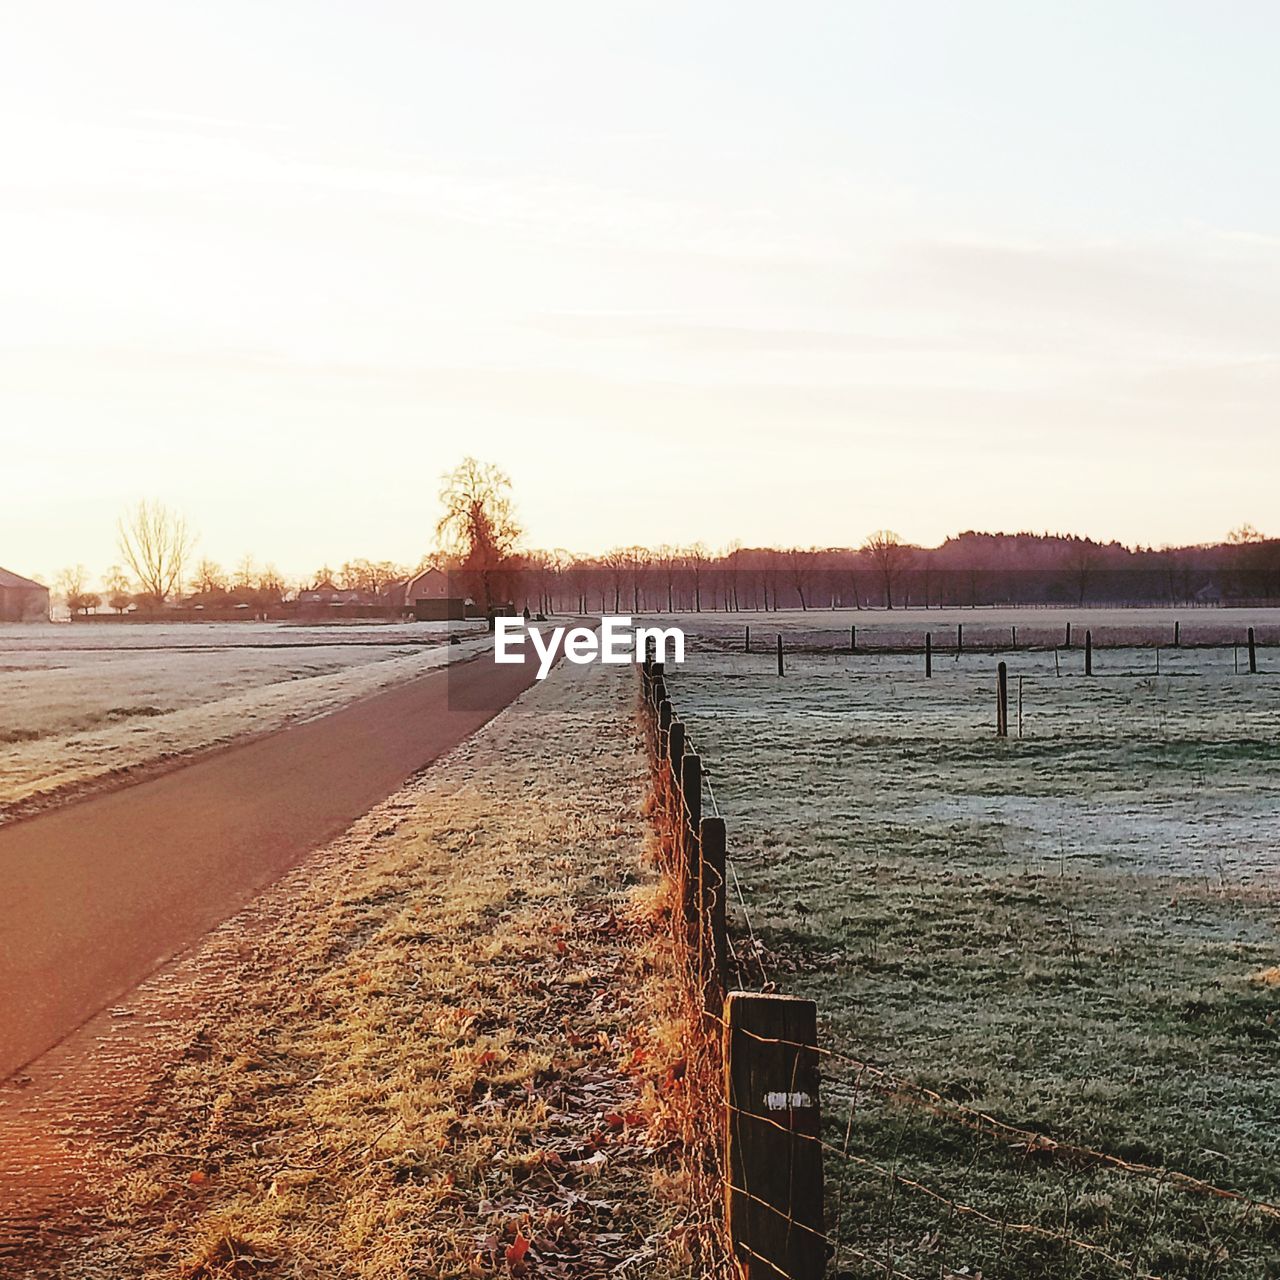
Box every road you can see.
[0,650,539,1080]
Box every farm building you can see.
[0,567,50,621]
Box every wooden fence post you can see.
[650,665,666,711]
[681,752,702,932]
[1011,625,1017,649]
[957,622,963,654]
[657,699,672,765]
[1248,627,1258,674]
[725,992,825,1280]
[1065,621,1072,649]
[925,631,932,678]
[699,816,727,1010]
[1085,630,1093,677]
[745,624,751,653]
[1174,619,1180,648]
[777,634,784,677]
[667,719,685,787]
[850,624,856,653]
[997,661,1008,737]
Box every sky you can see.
[2,1,1279,585]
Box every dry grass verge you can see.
[17,660,696,1279]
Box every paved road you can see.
[0,650,538,1080]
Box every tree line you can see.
[49,466,1280,615]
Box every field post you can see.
[997,661,1009,737]
[650,663,665,710]
[1235,645,1240,674]
[724,992,825,1280]
[1054,648,1060,677]
[1066,621,1072,649]
[777,634,785,677]
[1018,675,1024,738]
[1249,627,1258,674]
[699,816,727,1010]
[957,622,963,654]
[1155,647,1160,676]
[1174,619,1180,648]
[641,653,652,702]
[746,624,751,653]
[925,631,932,678]
[850,624,856,653]
[681,752,702,934]
[1085,630,1093,677]
[1012,625,1017,649]
[657,699,673,768]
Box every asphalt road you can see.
[0,650,539,1080]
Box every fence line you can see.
[636,647,1280,1279]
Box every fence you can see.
[637,651,1280,1279]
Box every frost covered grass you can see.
[670,624,1280,1278]
[0,621,488,819]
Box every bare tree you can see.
[786,547,816,610]
[436,458,521,610]
[56,565,99,616]
[1064,538,1100,606]
[685,542,709,612]
[190,558,228,598]
[117,500,194,604]
[103,564,133,614]
[862,530,912,609]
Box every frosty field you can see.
[666,615,1280,1278]
[0,621,487,820]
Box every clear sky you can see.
[3,1,1278,584]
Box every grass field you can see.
[0,621,488,820]
[667,616,1280,1278]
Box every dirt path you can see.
[0,652,540,1081]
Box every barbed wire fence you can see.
[637,647,1280,1280]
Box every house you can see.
[0,567,50,621]
[401,565,469,621]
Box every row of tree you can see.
[49,466,1280,614]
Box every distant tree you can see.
[862,530,912,609]
[117,500,194,604]
[685,543,709,612]
[436,458,521,609]
[102,565,133,614]
[190,558,228,598]
[1064,539,1100,605]
[232,554,257,592]
[56,565,99,616]
[337,558,407,596]
[786,547,816,610]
